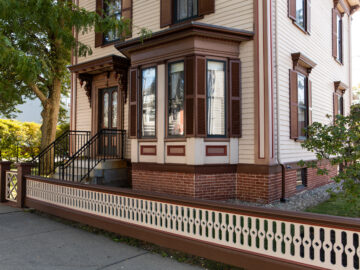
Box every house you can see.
[67,0,360,203]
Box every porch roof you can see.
[68,55,130,75]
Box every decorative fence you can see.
[5,171,18,202]
[25,177,360,270]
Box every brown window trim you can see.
[291,52,317,76]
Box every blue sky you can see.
[12,12,360,124]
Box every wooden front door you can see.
[99,87,118,155]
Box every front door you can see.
[99,87,118,156]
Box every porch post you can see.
[0,161,12,202]
[16,163,33,208]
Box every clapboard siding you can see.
[275,0,351,163]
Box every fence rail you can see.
[6,171,18,202]
[25,177,360,270]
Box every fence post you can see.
[0,161,12,202]
[16,163,33,208]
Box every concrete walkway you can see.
[0,205,201,270]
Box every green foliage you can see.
[0,119,41,161]
[300,104,360,211]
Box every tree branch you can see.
[30,83,47,105]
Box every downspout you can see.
[274,0,286,202]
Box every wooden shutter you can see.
[306,0,311,33]
[95,0,104,48]
[288,0,296,20]
[198,0,215,16]
[229,59,242,137]
[333,92,339,120]
[307,79,312,125]
[129,68,138,138]
[185,56,195,136]
[332,9,338,58]
[196,56,206,137]
[122,0,132,38]
[160,0,172,28]
[290,70,299,139]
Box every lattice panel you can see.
[6,171,18,202]
[26,179,360,270]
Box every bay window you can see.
[207,60,226,137]
[168,62,185,136]
[141,67,156,137]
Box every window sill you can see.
[138,138,157,142]
[169,15,204,28]
[164,138,187,142]
[204,138,230,142]
[292,21,309,35]
[333,57,344,66]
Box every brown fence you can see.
[1,162,360,270]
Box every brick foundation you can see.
[131,162,338,203]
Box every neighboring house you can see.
[67,0,360,203]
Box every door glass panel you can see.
[103,93,109,128]
[112,91,118,128]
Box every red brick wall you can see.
[195,173,236,200]
[132,169,195,197]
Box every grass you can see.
[27,209,243,270]
[306,192,360,218]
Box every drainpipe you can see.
[274,0,286,202]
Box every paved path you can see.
[0,205,201,270]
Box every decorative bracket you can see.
[78,74,93,107]
[116,70,128,104]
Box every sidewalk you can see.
[0,205,201,270]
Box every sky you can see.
[10,11,360,124]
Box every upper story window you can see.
[207,60,226,137]
[168,61,185,137]
[160,0,215,28]
[332,9,343,64]
[174,0,198,23]
[141,67,157,138]
[104,0,122,43]
[288,0,310,33]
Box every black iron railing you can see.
[58,129,126,182]
[31,130,91,177]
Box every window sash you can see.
[337,15,343,63]
[168,61,185,137]
[104,0,122,43]
[141,67,157,138]
[295,0,305,29]
[297,73,308,139]
[207,60,226,137]
[174,0,198,23]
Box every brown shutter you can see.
[333,92,339,120]
[290,70,299,139]
[229,59,242,137]
[129,68,138,138]
[332,9,338,58]
[185,56,195,136]
[160,0,172,28]
[198,0,215,16]
[196,56,206,137]
[307,79,312,126]
[306,0,311,33]
[122,0,132,38]
[95,0,104,48]
[288,0,296,20]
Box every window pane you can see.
[103,93,109,128]
[296,0,305,28]
[337,15,342,62]
[176,0,197,21]
[168,62,184,136]
[297,74,306,107]
[298,107,306,137]
[297,74,307,137]
[142,68,156,137]
[112,91,118,128]
[207,61,225,136]
[338,96,344,115]
[104,0,122,42]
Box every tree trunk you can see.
[39,78,62,175]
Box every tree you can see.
[300,104,360,210]
[0,0,141,150]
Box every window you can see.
[141,67,156,137]
[174,0,198,23]
[336,14,343,63]
[297,73,308,138]
[168,62,184,136]
[337,95,344,115]
[103,0,122,43]
[296,168,307,189]
[207,60,226,137]
[295,0,305,29]
[333,81,348,119]
[288,0,310,33]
